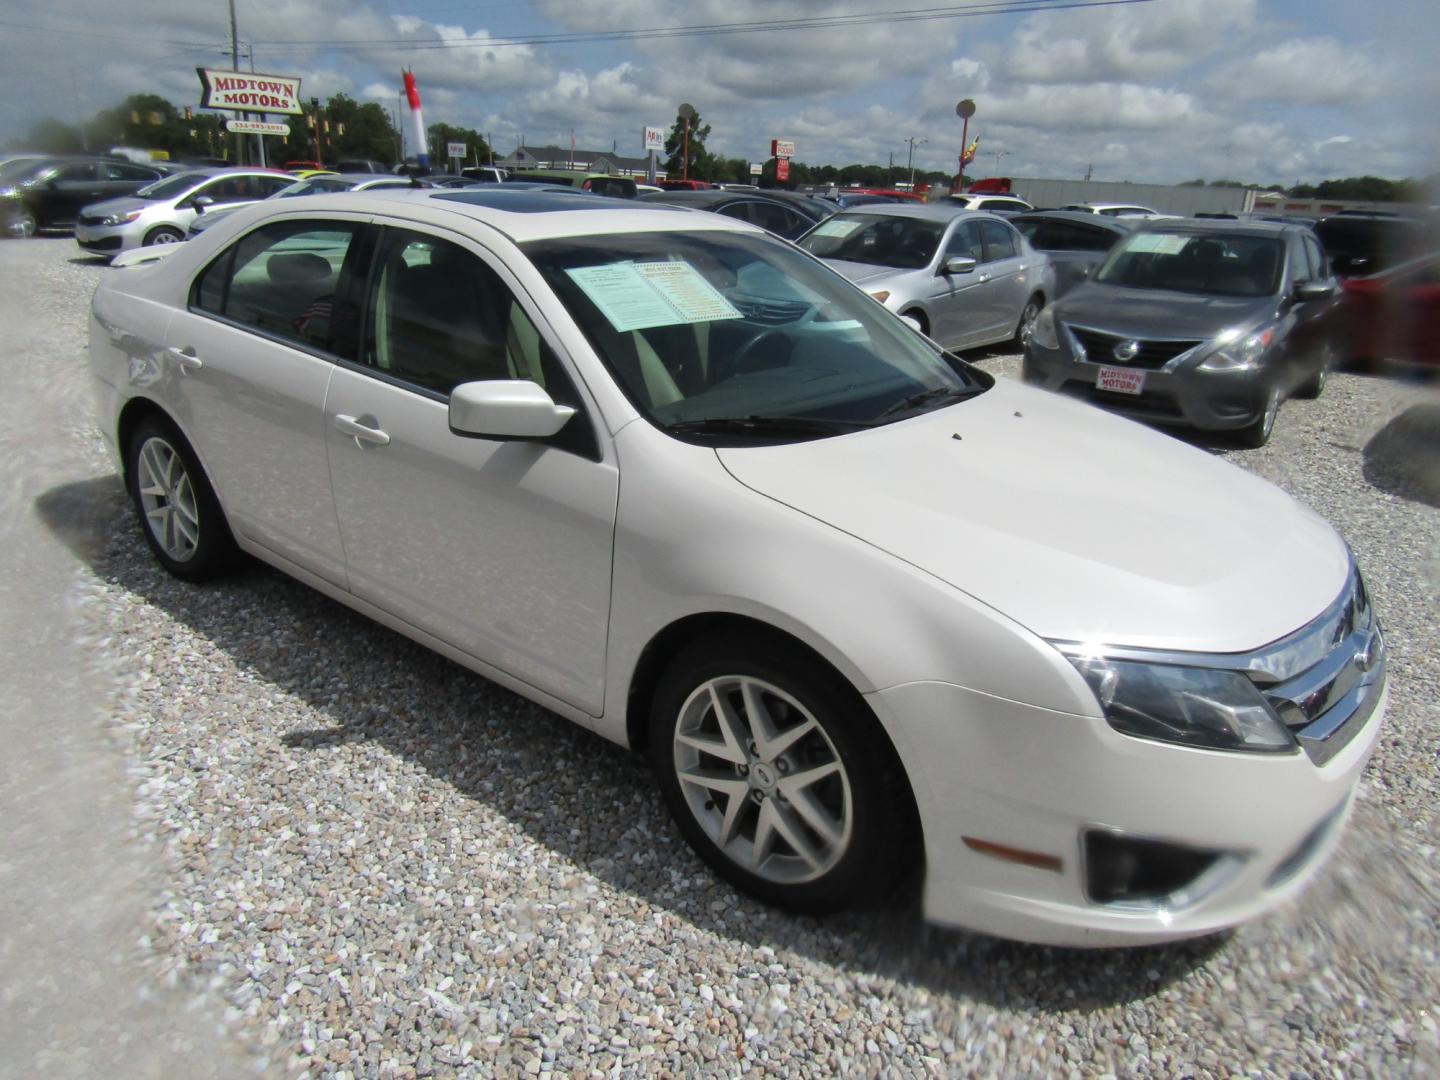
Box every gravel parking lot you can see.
[6,236,1439,1077]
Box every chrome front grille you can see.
[1251,570,1385,766]
[1065,324,1205,370]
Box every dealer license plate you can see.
[1096,366,1145,395]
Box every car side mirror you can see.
[449,380,575,440]
[191,195,215,213]
[1293,280,1335,302]
[941,255,977,276]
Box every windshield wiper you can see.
[664,415,872,437]
[876,384,985,421]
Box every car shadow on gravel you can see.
[1362,403,1440,508]
[38,474,1227,1013]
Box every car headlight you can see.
[1029,306,1059,350]
[1061,650,1295,753]
[1198,326,1275,372]
[102,209,144,226]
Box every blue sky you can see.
[1,0,1436,183]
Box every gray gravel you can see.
[14,237,1440,1076]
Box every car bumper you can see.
[75,221,142,255]
[1023,339,1275,432]
[868,675,1386,947]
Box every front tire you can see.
[1295,342,1333,399]
[648,633,918,913]
[143,226,185,246]
[9,207,37,239]
[126,417,238,580]
[1235,384,1281,449]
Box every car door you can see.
[976,217,1032,343]
[322,223,619,715]
[162,215,366,585]
[36,162,104,227]
[928,218,1000,350]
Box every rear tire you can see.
[648,632,918,914]
[125,417,238,581]
[1014,294,1043,347]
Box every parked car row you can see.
[88,187,1388,947]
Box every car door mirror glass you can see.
[449,379,576,440]
[942,255,977,276]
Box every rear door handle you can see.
[333,413,391,447]
[166,346,202,371]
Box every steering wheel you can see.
[728,327,791,375]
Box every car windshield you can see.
[277,177,356,197]
[525,230,988,441]
[1095,230,1284,297]
[796,213,947,270]
[134,172,210,200]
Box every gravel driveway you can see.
[9,236,1439,1077]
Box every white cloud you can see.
[1206,38,1384,104]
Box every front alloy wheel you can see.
[650,634,918,913]
[1237,384,1281,448]
[673,675,853,885]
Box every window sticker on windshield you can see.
[1127,234,1188,256]
[811,218,864,239]
[565,260,741,332]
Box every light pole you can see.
[955,98,976,191]
[991,148,1010,175]
[905,136,927,190]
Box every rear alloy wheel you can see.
[126,418,238,580]
[1236,385,1281,449]
[1014,295,1043,346]
[144,226,185,246]
[9,207,37,239]
[649,634,917,912]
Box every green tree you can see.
[427,123,493,169]
[663,106,712,181]
[325,94,400,164]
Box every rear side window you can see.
[192,220,362,356]
[743,201,810,239]
[979,218,1018,260]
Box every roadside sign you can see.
[749,162,763,176]
[770,139,795,159]
[224,119,290,136]
[198,69,303,115]
[447,142,466,159]
[776,159,790,182]
[643,126,665,152]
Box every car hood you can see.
[823,259,932,289]
[84,195,151,216]
[1056,283,1276,339]
[716,378,1348,653]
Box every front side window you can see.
[136,172,209,200]
[192,220,361,356]
[1096,231,1285,297]
[526,230,990,442]
[944,220,985,262]
[52,163,99,183]
[364,230,557,398]
[744,201,809,239]
[797,213,947,270]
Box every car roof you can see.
[1011,209,1137,231]
[637,189,797,208]
[273,188,758,243]
[1067,202,1156,210]
[1133,218,1303,236]
[825,202,983,224]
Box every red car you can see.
[1339,251,1440,371]
[656,179,712,191]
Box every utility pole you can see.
[228,0,242,164]
[991,148,1010,175]
[905,136,927,190]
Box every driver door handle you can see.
[166,345,203,371]
[333,414,391,446]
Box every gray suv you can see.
[1022,220,1339,447]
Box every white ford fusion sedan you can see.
[89,189,1387,946]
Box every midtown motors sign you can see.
[197,69,303,115]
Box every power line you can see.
[250,0,1154,52]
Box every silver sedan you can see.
[797,203,1054,351]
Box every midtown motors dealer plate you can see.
[1096,366,1146,395]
